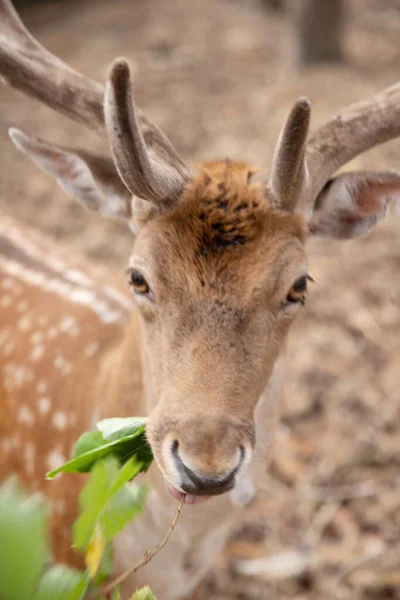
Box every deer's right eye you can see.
[127,269,150,295]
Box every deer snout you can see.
[162,418,254,497]
[171,440,246,495]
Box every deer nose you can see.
[171,440,246,496]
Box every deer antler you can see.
[0,0,104,133]
[0,0,189,203]
[270,81,400,215]
[105,59,189,203]
[269,97,311,210]
[304,81,400,205]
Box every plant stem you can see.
[99,496,185,596]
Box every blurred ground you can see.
[1,0,400,598]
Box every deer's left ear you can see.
[309,171,400,239]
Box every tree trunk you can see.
[296,0,345,65]
[261,0,283,11]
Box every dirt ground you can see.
[1,0,400,598]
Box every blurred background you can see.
[1,0,400,598]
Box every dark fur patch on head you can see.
[187,161,267,256]
[155,161,306,295]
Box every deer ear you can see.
[309,171,400,239]
[9,128,132,222]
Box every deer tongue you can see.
[168,485,211,505]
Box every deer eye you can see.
[127,269,150,295]
[285,275,308,306]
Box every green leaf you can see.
[73,460,115,549]
[73,431,106,459]
[97,417,148,441]
[0,478,48,600]
[31,565,89,600]
[46,419,152,479]
[130,586,157,600]
[102,480,148,541]
[73,457,147,550]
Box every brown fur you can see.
[0,214,131,566]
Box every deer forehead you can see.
[131,162,307,294]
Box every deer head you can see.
[1,0,400,502]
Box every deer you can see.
[0,0,400,598]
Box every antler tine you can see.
[303,80,400,207]
[104,58,188,203]
[269,97,311,211]
[0,0,105,134]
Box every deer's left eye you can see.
[285,275,308,306]
[127,269,150,295]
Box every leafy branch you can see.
[0,417,183,600]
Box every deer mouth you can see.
[168,485,211,505]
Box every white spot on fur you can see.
[38,396,51,415]
[104,285,134,311]
[46,448,66,472]
[58,315,77,332]
[85,342,100,357]
[0,229,129,325]
[52,354,73,375]
[30,332,44,345]
[52,411,68,430]
[4,364,30,389]
[53,355,65,369]
[69,289,120,323]
[17,316,32,332]
[30,345,44,362]
[61,362,73,376]
[18,404,35,426]
[64,270,92,287]
[14,366,27,387]
[47,327,58,339]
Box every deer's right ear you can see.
[9,128,133,223]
